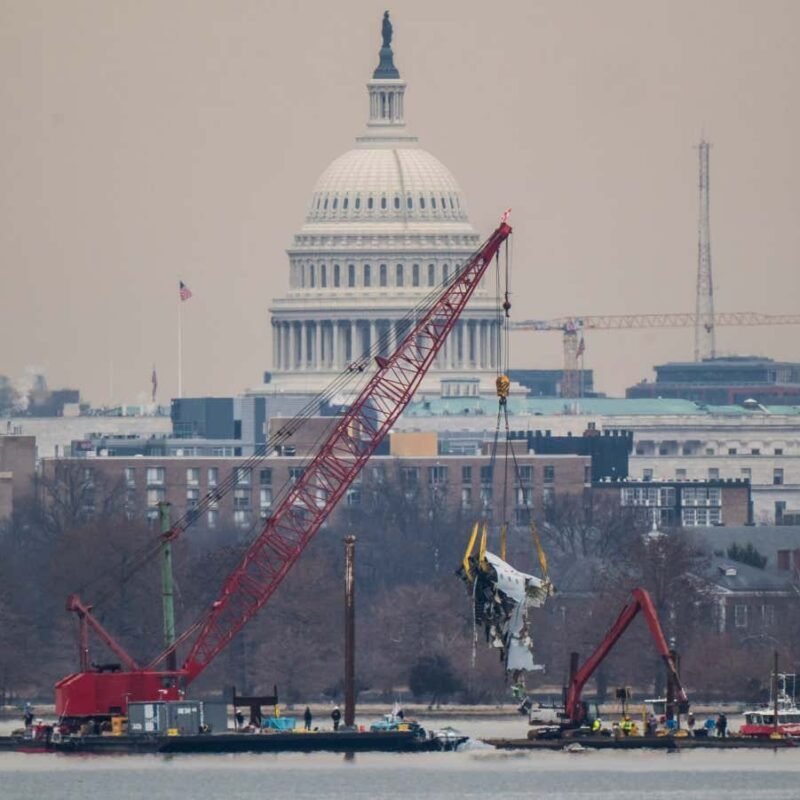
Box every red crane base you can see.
[55,671,182,719]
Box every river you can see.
[2,715,799,800]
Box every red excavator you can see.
[55,216,513,727]
[532,587,689,733]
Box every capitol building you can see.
[267,15,503,397]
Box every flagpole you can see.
[178,285,183,399]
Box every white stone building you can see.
[267,17,503,396]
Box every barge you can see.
[1,727,466,755]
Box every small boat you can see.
[740,673,800,739]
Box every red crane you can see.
[55,217,514,723]
[564,587,688,726]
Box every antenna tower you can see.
[695,139,716,361]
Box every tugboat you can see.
[740,673,800,739]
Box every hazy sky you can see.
[1,0,798,405]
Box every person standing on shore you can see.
[331,706,341,731]
[304,706,313,731]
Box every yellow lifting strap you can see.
[495,374,510,400]
[499,523,508,561]
[530,522,549,582]
[462,521,481,580]
[479,521,489,567]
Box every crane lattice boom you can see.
[56,219,512,718]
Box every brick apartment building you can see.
[39,450,592,532]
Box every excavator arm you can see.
[564,587,688,725]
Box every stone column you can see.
[350,320,357,361]
[479,321,486,369]
[288,321,296,369]
[369,321,377,355]
[300,321,308,369]
[315,321,323,370]
[332,321,340,370]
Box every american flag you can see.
[179,280,193,301]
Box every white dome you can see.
[305,147,470,225]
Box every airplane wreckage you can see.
[458,519,554,676]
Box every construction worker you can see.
[621,716,633,736]
[331,706,341,731]
[591,717,602,734]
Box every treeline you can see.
[1,468,797,707]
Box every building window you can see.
[428,465,448,486]
[186,488,200,510]
[234,488,251,511]
[708,468,719,480]
[364,264,372,287]
[431,197,437,209]
[443,264,450,282]
[208,467,218,487]
[775,448,784,455]
[681,507,722,526]
[207,509,218,529]
[146,487,166,508]
[741,467,751,479]
[480,465,493,484]
[480,486,493,508]
[462,465,472,484]
[146,467,165,486]
[379,264,387,286]
[343,197,348,210]
[734,604,748,628]
[394,196,400,209]
[774,468,784,485]
[309,264,316,288]
[260,487,272,510]
[260,469,272,486]
[543,465,555,483]
[515,507,532,526]
[234,510,250,528]
[412,264,420,287]
[428,263,435,286]
[516,486,533,508]
[320,264,327,287]
[346,486,362,506]
[751,448,761,455]
[728,448,737,455]
[401,467,419,488]
[355,197,361,210]
[676,468,687,479]
[519,465,533,484]
[289,467,305,484]
[407,197,413,209]
[775,501,786,523]
[381,196,387,210]
[124,467,136,487]
[461,486,472,509]
[367,196,373,210]
[334,264,341,287]
[761,604,775,627]
[235,467,251,486]
[186,468,200,486]
[348,264,356,287]
[543,487,555,507]
[396,264,404,287]
[643,468,653,482]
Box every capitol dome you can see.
[267,14,501,396]
[304,147,472,229]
